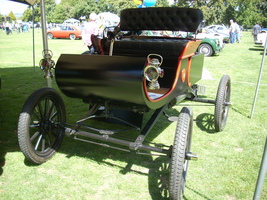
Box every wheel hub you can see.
[185,152,198,160]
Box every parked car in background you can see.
[160,30,223,57]
[197,38,222,57]
[255,30,267,47]
[195,28,225,49]
[47,25,82,40]
[205,25,230,43]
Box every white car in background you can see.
[255,30,267,47]
[195,29,225,49]
[205,25,230,43]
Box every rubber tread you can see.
[169,107,193,200]
[18,87,66,164]
[214,75,231,132]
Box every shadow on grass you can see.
[148,156,169,200]
[148,157,213,200]
[57,108,179,199]
[0,67,47,175]
[231,106,251,118]
[0,151,6,176]
[195,113,217,134]
[249,46,264,51]
[184,186,212,200]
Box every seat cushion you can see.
[105,37,189,57]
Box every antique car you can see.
[18,7,231,200]
[47,25,82,40]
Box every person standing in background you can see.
[97,14,106,38]
[82,13,99,54]
[235,21,241,43]
[229,19,236,44]
[252,23,261,42]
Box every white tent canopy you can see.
[98,12,120,25]
[9,0,36,5]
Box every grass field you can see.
[0,29,267,200]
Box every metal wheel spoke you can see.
[35,134,43,150]
[37,102,44,120]
[42,137,46,152]
[45,132,52,147]
[32,110,41,121]
[31,131,40,142]
[50,110,58,121]
[47,100,56,119]
[44,98,50,118]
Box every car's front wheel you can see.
[69,34,76,40]
[18,87,66,164]
[198,43,214,57]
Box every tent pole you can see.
[32,6,35,72]
[253,137,267,200]
[250,34,267,118]
[40,0,48,53]
[40,0,52,88]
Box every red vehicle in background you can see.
[47,25,82,40]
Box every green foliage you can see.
[19,0,267,27]
[22,0,57,22]
[7,11,16,22]
[174,0,267,27]
[92,0,137,15]
[21,8,33,22]
[155,0,170,7]
[50,0,136,22]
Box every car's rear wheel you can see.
[69,34,76,40]
[47,33,54,39]
[214,75,231,132]
[198,43,214,57]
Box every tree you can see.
[155,0,170,7]
[97,0,136,15]
[20,0,267,27]
[52,0,101,22]
[21,8,33,22]
[172,0,267,27]
[7,11,16,22]
[21,0,57,22]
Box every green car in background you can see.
[197,38,222,57]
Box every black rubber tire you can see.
[47,32,54,39]
[69,34,76,40]
[18,87,66,164]
[214,75,231,132]
[169,107,193,200]
[198,43,214,57]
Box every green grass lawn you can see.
[0,29,266,200]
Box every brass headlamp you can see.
[144,54,164,90]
